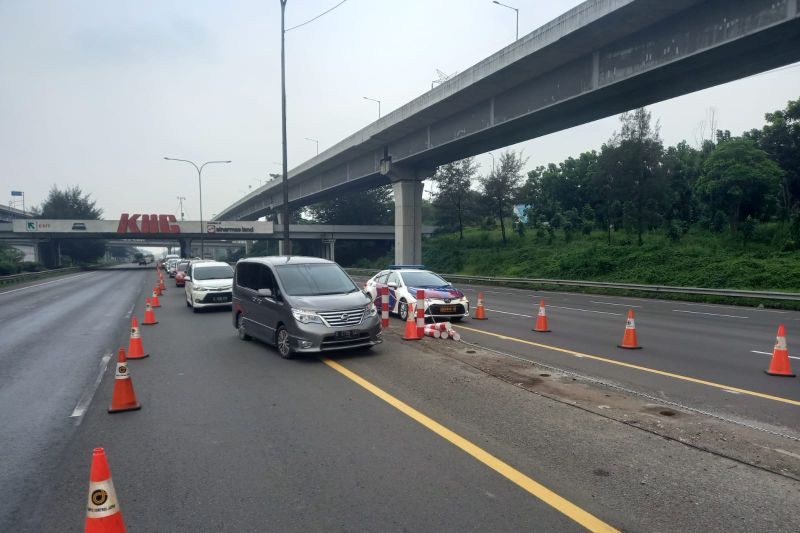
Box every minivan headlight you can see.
[291,309,324,324]
[366,302,377,317]
[194,286,208,292]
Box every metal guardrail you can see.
[0,267,81,286]
[344,268,800,302]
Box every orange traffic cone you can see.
[473,292,487,320]
[154,283,162,296]
[533,299,551,332]
[159,277,166,292]
[618,309,641,349]
[150,288,161,308]
[126,317,148,359]
[142,299,158,325]
[85,447,126,532]
[765,324,795,377]
[403,303,421,341]
[108,348,141,413]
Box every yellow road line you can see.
[322,357,619,533]
[456,325,800,407]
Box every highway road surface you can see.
[2,268,800,532]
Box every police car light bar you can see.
[389,264,426,270]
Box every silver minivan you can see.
[232,256,382,358]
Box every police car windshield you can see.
[401,271,447,287]
[276,263,357,296]
[193,265,233,280]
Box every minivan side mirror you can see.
[387,282,398,289]
[257,288,273,298]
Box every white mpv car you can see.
[185,261,234,312]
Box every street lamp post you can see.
[280,0,291,256]
[363,96,381,118]
[164,157,231,259]
[305,137,319,155]
[492,1,519,40]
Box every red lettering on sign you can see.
[117,214,181,234]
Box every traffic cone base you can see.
[85,447,126,532]
[108,349,141,413]
[765,324,795,377]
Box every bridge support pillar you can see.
[381,160,432,265]
[321,238,336,262]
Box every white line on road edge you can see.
[590,301,642,308]
[751,349,800,360]
[672,310,748,319]
[485,308,533,318]
[70,352,113,422]
[549,305,622,316]
[125,303,135,319]
[0,272,92,296]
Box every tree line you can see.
[428,98,800,248]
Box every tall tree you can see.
[600,107,667,245]
[695,138,782,231]
[480,150,526,243]
[306,185,394,225]
[431,157,479,239]
[32,186,105,265]
[745,97,800,214]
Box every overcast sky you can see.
[2,0,799,220]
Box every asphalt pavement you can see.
[351,276,800,434]
[7,271,799,532]
[0,266,152,531]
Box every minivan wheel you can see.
[237,314,251,341]
[398,300,409,321]
[276,326,293,359]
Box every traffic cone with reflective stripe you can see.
[473,293,487,320]
[108,348,141,413]
[415,289,426,337]
[765,324,795,377]
[618,309,641,349]
[142,298,158,325]
[150,288,161,308]
[403,303,421,341]
[126,317,148,359]
[85,447,126,533]
[533,299,551,332]
[159,277,166,292]
[154,282,162,296]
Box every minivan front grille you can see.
[318,308,365,327]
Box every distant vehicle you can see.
[364,266,469,322]
[232,256,381,358]
[138,257,147,265]
[71,222,86,230]
[175,260,190,287]
[161,254,179,269]
[185,260,234,312]
[166,258,180,277]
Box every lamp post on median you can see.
[164,157,231,260]
[363,96,381,119]
[492,1,519,40]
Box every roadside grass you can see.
[348,224,800,310]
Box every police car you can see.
[364,266,469,321]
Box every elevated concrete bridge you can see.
[215,0,800,264]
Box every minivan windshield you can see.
[401,271,448,287]
[276,263,358,296]
[193,265,233,280]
